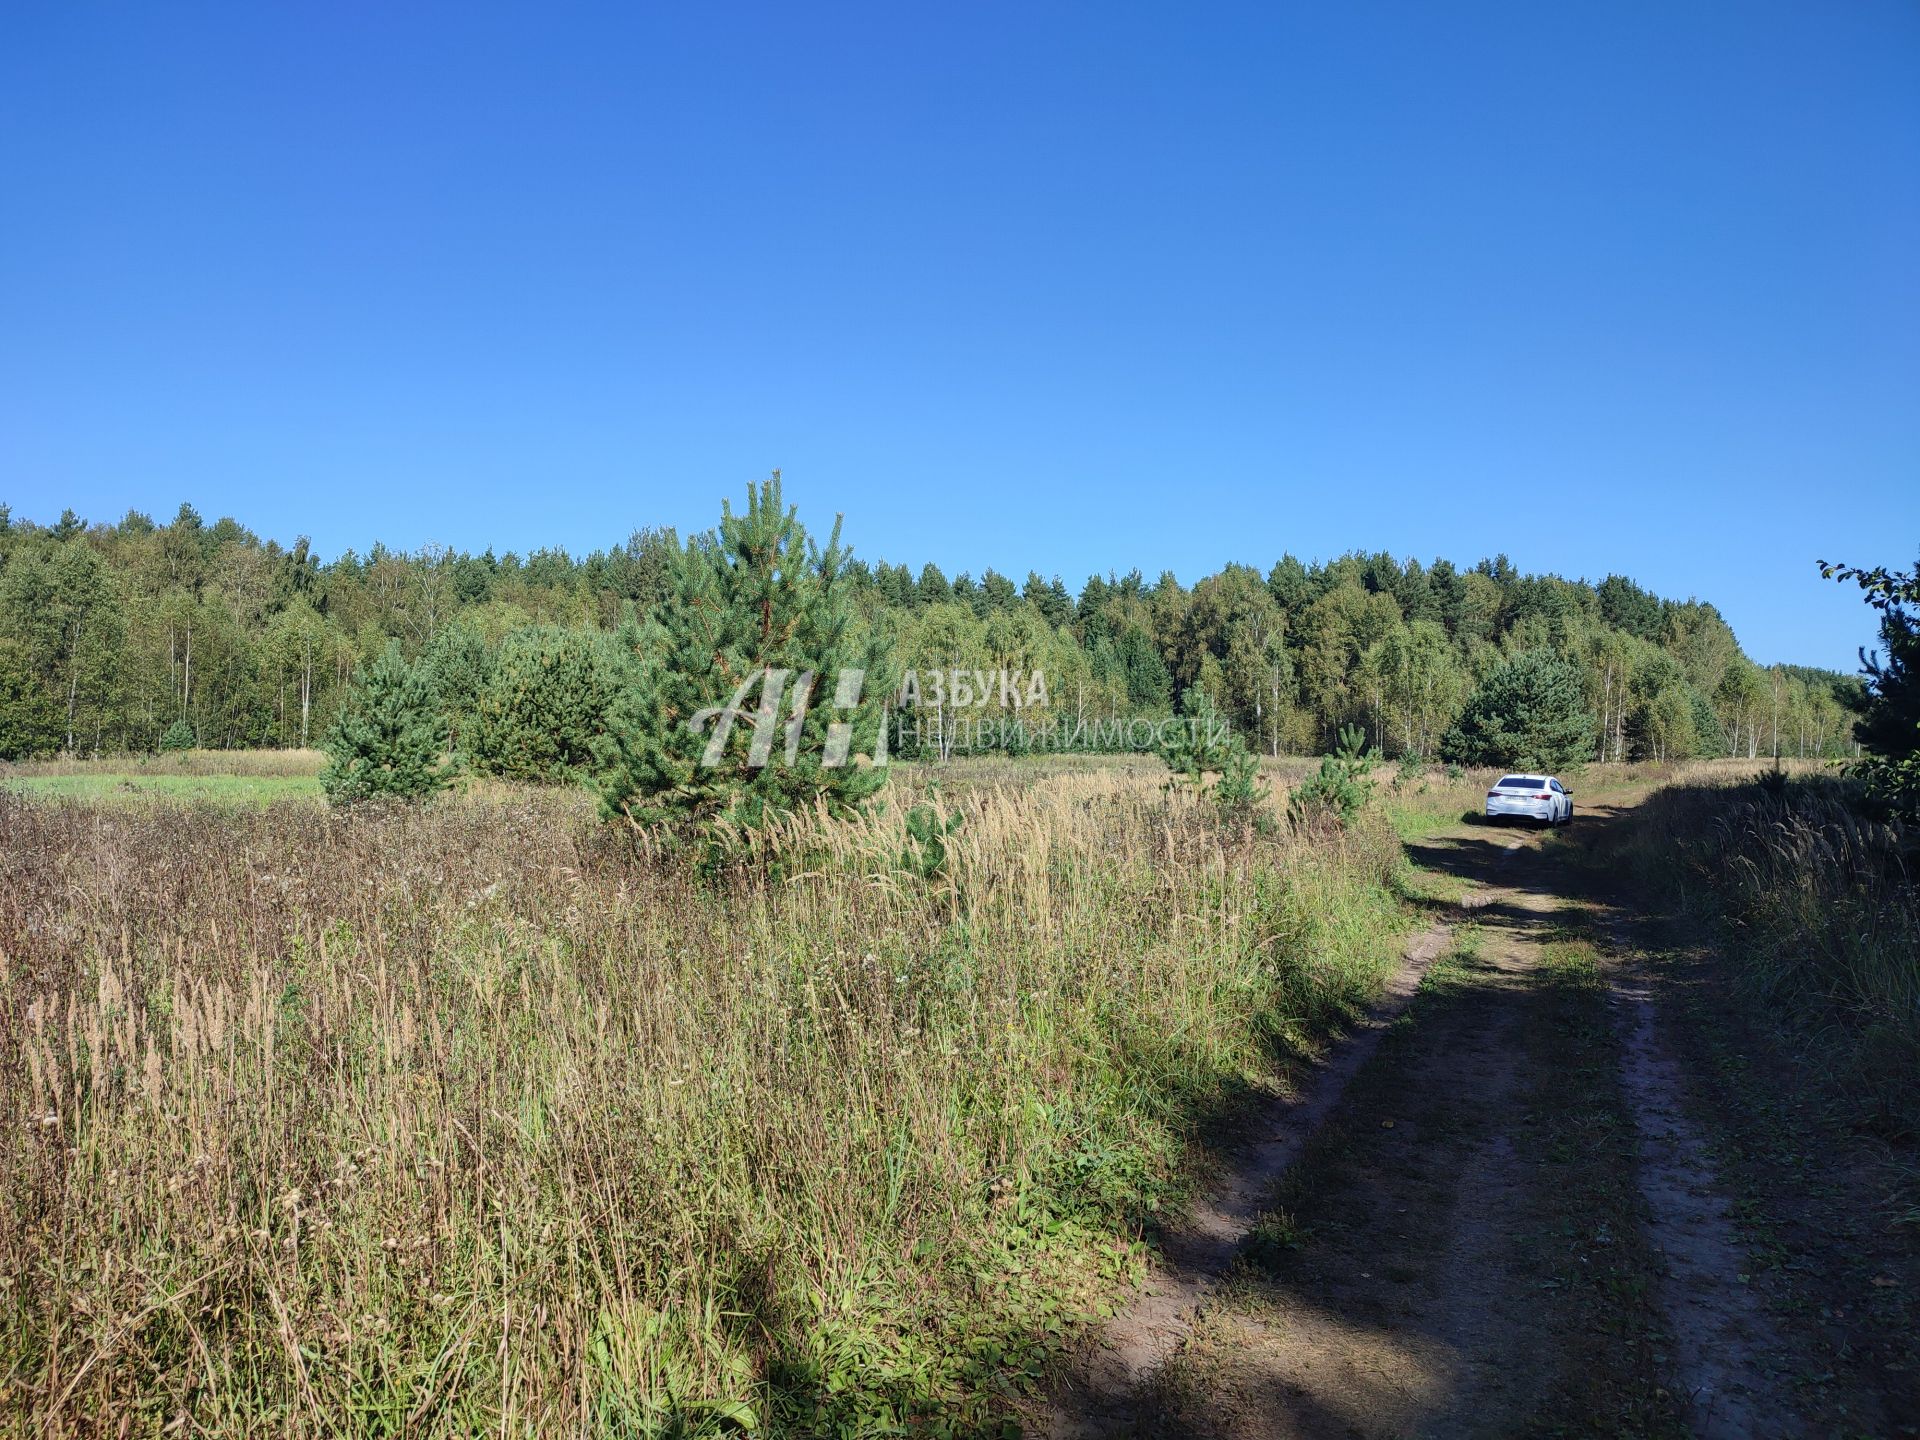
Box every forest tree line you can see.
[0,500,1865,765]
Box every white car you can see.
[1484,773,1573,826]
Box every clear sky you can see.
[2,2,1915,670]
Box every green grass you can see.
[1383,801,1468,841]
[1,771,321,804]
[1381,766,1498,841]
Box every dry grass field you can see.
[0,765,1409,1435]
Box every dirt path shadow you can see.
[1126,832,1643,1439]
[1043,913,1461,1438]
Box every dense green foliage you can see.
[0,499,1863,766]
[1822,556,1920,821]
[418,619,493,756]
[470,625,624,784]
[319,641,455,803]
[1440,648,1598,772]
[0,636,60,760]
[591,475,893,839]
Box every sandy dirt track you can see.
[1045,788,1840,1439]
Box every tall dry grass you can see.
[0,771,1406,1435]
[1617,771,1919,1138]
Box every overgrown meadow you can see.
[0,769,1407,1436]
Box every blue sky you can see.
[2,2,1915,670]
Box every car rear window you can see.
[1496,776,1546,789]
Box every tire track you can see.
[1605,926,1806,1439]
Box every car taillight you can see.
[1535,793,1550,800]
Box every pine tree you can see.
[1116,624,1172,709]
[320,641,454,804]
[471,626,623,784]
[1160,687,1237,782]
[592,475,893,842]
[1161,689,1271,825]
[1212,743,1272,824]
[1290,722,1378,825]
[915,563,953,605]
[1687,689,1725,759]
[419,619,492,754]
[1440,649,1595,771]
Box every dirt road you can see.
[1046,785,1908,1439]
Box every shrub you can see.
[471,626,623,784]
[320,641,455,804]
[157,718,196,753]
